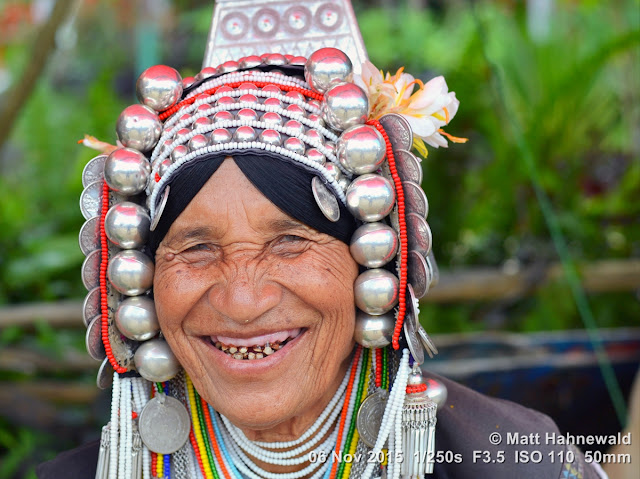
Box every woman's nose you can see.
[207,259,282,324]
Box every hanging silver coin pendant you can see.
[150,186,170,232]
[379,114,413,151]
[79,216,101,255]
[86,315,106,361]
[82,155,107,188]
[395,149,423,184]
[403,181,429,220]
[311,177,340,222]
[404,287,424,365]
[408,250,431,299]
[83,286,101,326]
[139,394,191,454]
[418,324,438,358]
[80,180,104,220]
[406,213,432,257]
[81,249,102,291]
[356,389,388,448]
[426,251,440,286]
[97,357,114,389]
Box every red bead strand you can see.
[328,346,363,479]
[99,181,127,374]
[366,120,408,350]
[406,384,427,394]
[159,82,324,120]
[375,348,382,388]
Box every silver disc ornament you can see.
[86,315,106,361]
[97,357,114,390]
[82,155,107,188]
[417,324,438,359]
[311,177,340,222]
[83,286,101,326]
[81,249,101,291]
[356,389,388,448]
[378,113,413,151]
[403,181,429,220]
[79,216,101,255]
[139,394,191,454]
[395,149,422,184]
[407,250,431,299]
[406,213,432,257]
[426,251,440,286]
[80,180,104,220]
[403,285,424,365]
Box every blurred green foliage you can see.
[0,1,638,476]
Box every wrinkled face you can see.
[154,159,358,438]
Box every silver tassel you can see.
[131,424,143,479]
[95,424,111,479]
[401,368,438,477]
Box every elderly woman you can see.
[38,29,606,479]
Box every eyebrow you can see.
[164,226,218,246]
[267,218,314,233]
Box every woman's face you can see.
[154,159,358,439]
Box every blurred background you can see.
[0,0,638,477]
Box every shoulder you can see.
[430,373,605,479]
[36,440,100,479]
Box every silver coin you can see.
[80,180,104,220]
[407,284,420,330]
[406,213,432,257]
[356,389,388,448]
[395,149,422,184]
[403,181,429,219]
[82,155,107,188]
[379,113,412,151]
[79,216,101,255]
[83,287,101,326]
[97,357,114,390]
[86,315,106,361]
[150,185,170,232]
[81,249,102,291]
[139,395,191,454]
[426,251,439,286]
[311,176,340,222]
[408,250,431,298]
[403,292,424,365]
[417,324,438,359]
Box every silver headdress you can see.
[79,1,462,477]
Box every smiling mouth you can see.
[209,328,303,360]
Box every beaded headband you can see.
[79,47,462,385]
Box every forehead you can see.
[164,159,313,242]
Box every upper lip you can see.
[209,328,303,347]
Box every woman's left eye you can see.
[184,243,212,252]
[272,235,309,255]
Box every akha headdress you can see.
[78,1,463,477]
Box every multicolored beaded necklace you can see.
[146,346,395,479]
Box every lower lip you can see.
[198,330,307,375]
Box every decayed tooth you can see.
[272,343,280,350]
[215,341,221,348]
[253,345,263,352]
[264,346,274,355]
[221,344,229,351]
[248,352,256,360]
[239,346,248,354]
[229,346,238,354]
[256,353,264,359]
[233,353,243,360]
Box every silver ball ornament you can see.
[188,134,209,151]
[337,125,385,174]
[324,162,343,181]
[350,222,398,268]
[134,338,181,382]
[171,145,189,162]
[322,82,369,131]
[307,148,326,165]
[104,148,151,195]
[284,137,305,155]
[107,250,154,296]
[239,55,262,69]
[407,368,424,386]
[284,119,304,136]
[353,310,394,348]
[116,104,162,152]
[136,65,183,112]
[260,129,282,146]
[237,108,258,122]
[217,60,239,74]
[104,202,151,249]
[345,174,396,222]
[261,112,283,126]
[354,269,399,315]
[210,128,232,144]
[305,48,353,93]
[115,296,160,341]
[425,378,448,408]
[234,125,257,142]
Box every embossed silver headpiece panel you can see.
[203,0,368,74]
